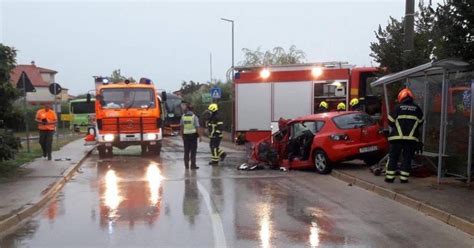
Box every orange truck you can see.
[88,77,166,158]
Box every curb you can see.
[0,146,95,236]
[331,170,474,236]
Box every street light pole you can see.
[220,18,234,72]
[221,17,235,142]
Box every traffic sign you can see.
[16,71,36,93]
[49,83,62,95]
[210,87,221,99]
[201,93,212,103]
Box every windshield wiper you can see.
[125,92,137,110]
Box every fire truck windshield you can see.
[101,88,156,109]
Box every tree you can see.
[180,80,203,95]
[0,44,22,161]
[109,69,135,83]
[240,45,306,66]
[433,1,474,63]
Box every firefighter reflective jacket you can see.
[388,99,424,142]
[182,113,197,134]
[207,112,223,138]
[36,109,57,131]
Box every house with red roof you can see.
[10,61,70,104]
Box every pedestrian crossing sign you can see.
[210,87,222,99]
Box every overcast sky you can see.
[0,0,441,95]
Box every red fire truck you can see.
[233,62,385,143]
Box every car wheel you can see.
[314,150,332,174]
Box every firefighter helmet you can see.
[319,101,329,109]
[208,103,218,112]
[337,102,346,111]
[397,88,414,103]
[350,98,359,107]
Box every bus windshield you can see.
[71,101,95,114]
[165,98,182,116]
[101,88,156,109]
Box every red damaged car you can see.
[252,111,389,174]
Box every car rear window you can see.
[332,113,375,129]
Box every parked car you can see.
[252,111,389,174]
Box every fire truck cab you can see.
[90,77,164,158]
[233,62,384,143]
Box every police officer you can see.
[336,102,346,111]
[349,98,362,111]
[385,88,424,183]
[317,101,329,113]
[207,103,226,165]
[180,104,201,170]
[35,103,57,160]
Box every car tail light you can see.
[330,134,350,141]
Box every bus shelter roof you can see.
[370,59,470,87]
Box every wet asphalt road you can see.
[1,137,473,248]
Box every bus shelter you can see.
[371,59,473,184]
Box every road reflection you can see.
[98,160,164,230]
[258,202,272,248]
[182,170,200,225]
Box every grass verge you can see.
[0,133,81,178]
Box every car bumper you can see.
[325,139,389,162]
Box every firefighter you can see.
[317,101,329,113]
[35,103,57,160]
[385,88,424,183]
[349,98,362,111]
[336,102,346,111]
[207,103,227,165]
[180,104,201,170]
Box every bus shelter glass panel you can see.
[444,71,473,177]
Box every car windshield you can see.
[70,101,95,114]
[332,113,375,129]
[101,88,155,109]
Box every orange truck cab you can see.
[90,77,166,158]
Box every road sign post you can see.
[17,71,36,153]
[49,83,62,149]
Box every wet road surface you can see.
[1,137,473,247]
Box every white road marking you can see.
[197,181,227,248]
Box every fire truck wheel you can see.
[98,146,106,159]
[155,141,162,156]
[106,147,113,158]
[313,150,332,174]
[141,144,147,156]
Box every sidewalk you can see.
[0,138,94,234]
[333,163,474,235]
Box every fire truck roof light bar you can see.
[234,61,352,71]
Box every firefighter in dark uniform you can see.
[317,101,329,113]
[180,104,201,170]
[385,88,424,183]
[207,103,227,165]
[349,98,362,111]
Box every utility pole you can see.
[403,0,415,69]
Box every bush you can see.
[0,129,21,161]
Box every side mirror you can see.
[161,91,167,102]
[86,93,91,103]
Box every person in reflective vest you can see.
[207,103,226,165]
[35,103,57,160]
[180,104,201,170]
[385,88,424,183]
